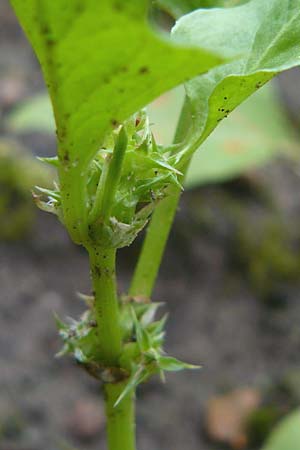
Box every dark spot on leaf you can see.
[63,151,70,163]
[113,2,123,11]
[139,66,149,75]
[75,3,85,14]
[94,266,101,277]
[46,37,55,47]
[111,119,119,127]
[41,25,50,35]
[58,127,67,141]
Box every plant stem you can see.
[88,246,136,450]
[88,246,122,366]
[89,126,128,225]
[130,97,191,298]
[104,382,136,450]
[129,184,181,297]
[89,98,191,449]
[59,164,89,244]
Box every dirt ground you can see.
[1,2,300,450]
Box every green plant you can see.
[183,82,299,187]
[262,409,300,450]
[9,1,300,449]
[9,81,299,187]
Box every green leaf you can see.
[155,0,204,18]
[114,365,146,407]
[199,0,248,5]
[262,410,300,450]
[38,156,59,167]
[140,302,164,327]
[10,0,226,241]
[156,0,247,19]
[11,0,221,169]
[147,314,168,337]
[172,0,300,163]
[185,82,299,186]
[54,309,103,362]
[35,186,60,201]
[157,355,201,372]
[131,307,152,352]
[53,312,68,332]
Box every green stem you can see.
[88,245,136,450]
[59,163,89,244]
[88,246,122,366]
[89,126,128,225]
[104,382,136,450]
[130,97,191,298]
[86,127,135,450]
[129,184,181,298]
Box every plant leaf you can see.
[262,409,300,450]
[147,314,168,337]
[10,0,226,241]
[38,156,59,167]
[172,0,300,162]
[10,0,224,169]
[156,0,247,19]
[53,312,68,332]
[114,365,146,407]
[140,302,164,327]
[185,82,299,186]
[154,0,204,18]
[131,306,152,352]
[157,355,201,372]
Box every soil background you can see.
[1,2,300,450]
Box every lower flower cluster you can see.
[55,294,199,406]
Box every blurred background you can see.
[1,1,300,449]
